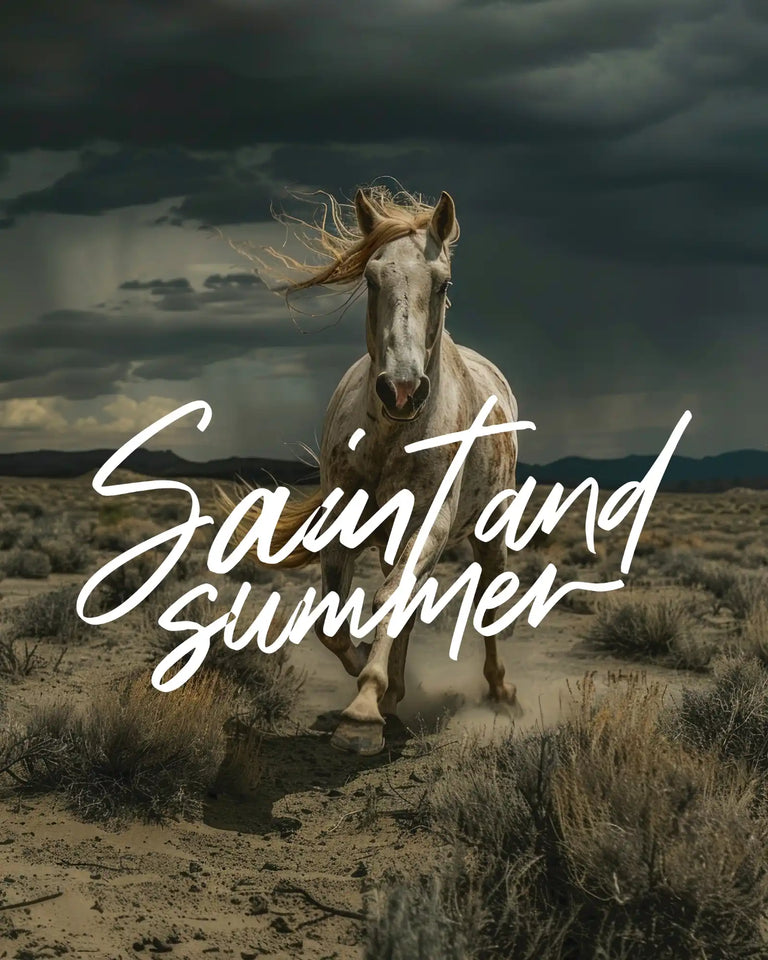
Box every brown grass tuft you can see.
[369,674,768,959]
[3,671,244,822]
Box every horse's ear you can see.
[354,189,381,236]
[429,191,457,246]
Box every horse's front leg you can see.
[315,542,369,678]
[331,507,453,755]
[376,548,416,718]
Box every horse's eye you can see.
[439,280,452,296]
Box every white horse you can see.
[237,186,519,755]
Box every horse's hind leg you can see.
[315,543,369,678]
[470,534,518,706]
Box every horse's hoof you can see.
[489,684,523,718]
[487,680,517,702]
[330,717,385,756]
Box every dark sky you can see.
[0,0,766,463]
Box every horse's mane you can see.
[235,185,458,296]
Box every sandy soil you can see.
[0,475,765,959]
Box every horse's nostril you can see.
[377,373,429,413]
[392,379,419,409]
[375,373,398,408]
[414,375,430,404]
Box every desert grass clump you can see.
[10,671,239,821]
[8,585,92,644]
[90,517,161,553]
[40,535,93,574]
[632,528,672,557]
[672,654,768,776]
[723,572,768,621]
[86,554,157,614]
[671,556,767,619]
[373,676,768,959]
[561,543,600,566]
[738,601,768,664]
[0,519,24,550]
[587,596,711,669]
[149,600,304,731]
[1,547,51,579]
[512,549,549,585]
[0,636,41,678]
[366,874,474,960]
[14,498,46,519]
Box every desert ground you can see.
[1,473,767,959]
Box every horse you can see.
[234,185,520,755]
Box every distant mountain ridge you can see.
[0,447,766,492]
[517,449,768,492]
[0,448,318,486]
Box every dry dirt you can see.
[0,474,765,959]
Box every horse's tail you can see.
[215,484,323,569]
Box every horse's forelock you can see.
[253,188,454,295]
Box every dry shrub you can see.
[149,499,191,524]
[1,548,51,579]
[672,655,768,776]
[0,636,41,678]
[374,676,768,959]
[743,547,768,570]
[561,543,601,566]
[147,593,304,731]
[40,535,93,574]
[366,872,475,960]
[8,585,92,644]
[10,671,241,821]
[587,596,713,669]
[739,602,768,664]
[85,550,207,618]
[0,519,24,550]
[512,550,549,585]
[15,498,46,519]
[670,555,768,619]
[85,554,161,614]
[91,517,161,552]
[632,529,672,557]
[723,572,768,621]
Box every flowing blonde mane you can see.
[236,185,459,296]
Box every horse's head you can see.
[356,189,457,422]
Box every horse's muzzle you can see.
[376,373,430,421]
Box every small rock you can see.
[132,943,145,953]
[189,861,203,873]
[149,937,173,954]
[270,916,292,934]
[248,894,269,916]
[351,862,368,878]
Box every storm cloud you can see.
[0,0,765,459]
